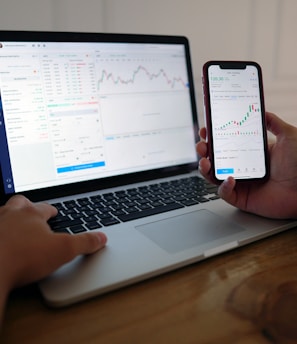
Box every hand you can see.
[0,195,107,293]
[196,112,297,219]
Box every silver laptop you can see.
[0,31,296,307]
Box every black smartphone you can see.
[202,61,269,182]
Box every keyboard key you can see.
[100,217,120,226]
[85,222,102,230]
[52,228,70,234]
[69,225,87,233]
[181,199,199,206]
[117,203,184,222]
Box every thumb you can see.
[266,111,291,137]
[218,177,237,205]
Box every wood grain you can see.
[1,228,297,343]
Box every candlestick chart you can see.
[214,103,262,138]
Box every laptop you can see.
[0,30,296,307]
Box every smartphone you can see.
[202,61,269,182]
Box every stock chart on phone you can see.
[208,64,266,179]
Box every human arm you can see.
[0,195,107,325]
[196,112,297,219]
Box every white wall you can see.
[0,0,296,126]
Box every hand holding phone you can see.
[202,61,269,182]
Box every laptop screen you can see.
[0,31,198,200]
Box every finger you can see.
[5,195,57,221]
[198,157,220,186]
[266,111,290,137]
[58,232,108,262]
[5,194,31,208]
[72,232,108,255]
[199,127,207,140]
[34,202,58,221]
[15,232,108,287]
[198,157,211,176]
[196,141,208,158]
[218,177,237,204]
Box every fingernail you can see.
[96,232,107,245]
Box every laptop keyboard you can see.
[48,176,219,234]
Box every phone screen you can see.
[204,62,268,181]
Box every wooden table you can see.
[1,227,297,344]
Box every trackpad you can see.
[136,210,245,253]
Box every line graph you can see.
[98,65,188,90]
[96,59,189,94]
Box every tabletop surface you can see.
[1,227,297,344]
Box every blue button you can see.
[217,168,234,174]
[57,161,105,174]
